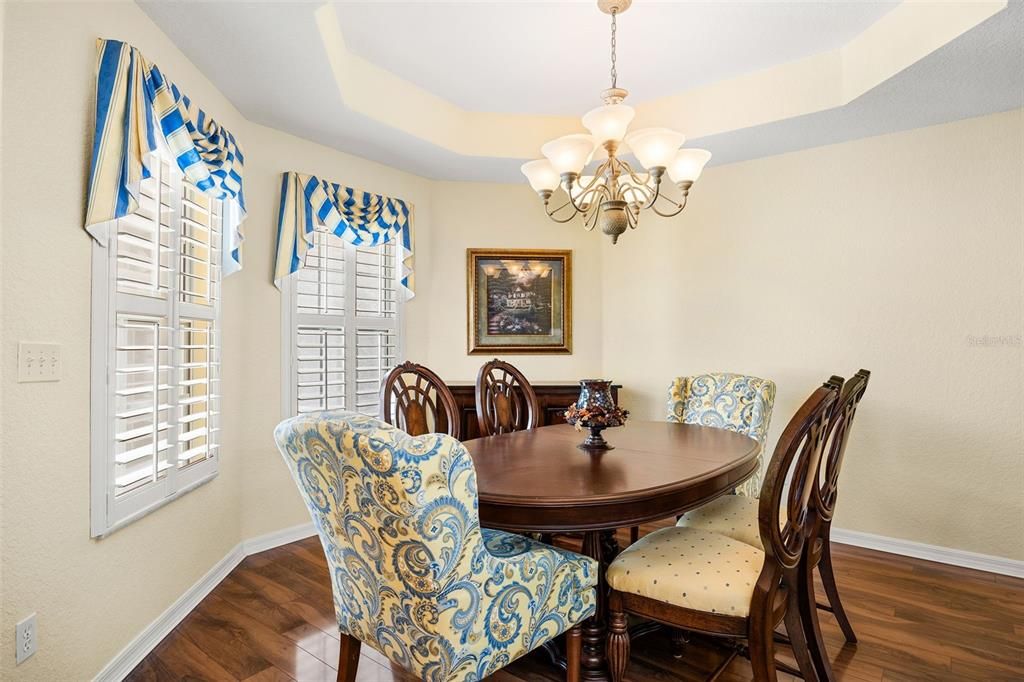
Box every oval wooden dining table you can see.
[462,421,761,682]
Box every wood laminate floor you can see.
[127,520,1024,681]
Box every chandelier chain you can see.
[610,10,618,89]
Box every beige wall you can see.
[414,181,603,383]
[601,109,1024,561]
[1,3,246,680]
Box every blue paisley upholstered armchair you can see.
[274,411,597,682]
[667,373,776,497]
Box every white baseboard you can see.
[94,522,315,682]
[831,527,1024,578]
[242,522,316,555]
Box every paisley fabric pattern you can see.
[667,373,776,497]
[274,411,596,681]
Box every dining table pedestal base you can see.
[580,529,620,681]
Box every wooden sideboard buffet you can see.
[449,382,622,441]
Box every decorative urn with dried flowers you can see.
[564,379,629,451]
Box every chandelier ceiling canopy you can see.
[522,0,711,244]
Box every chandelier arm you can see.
[616,158,653,188]
[639,175,664,208]
[649,192,688,218]
[564,177,593,213]
[545,199,581,223]
[569,169,611,212]
[622,184,655,204]
[579,164,610,192]
[625,204,639,229]
[576,183,616,215]
[591,182,614,203]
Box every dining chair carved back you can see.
[797,369,870,680]
[380,361,461,439]
[667,373,777,497]
[475,359,541,436]
[606,380,840,682]
[274,411,596,682]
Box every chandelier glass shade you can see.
[521,0,711,244]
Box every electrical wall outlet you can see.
[18,343,61,382]
[15,613,37,664]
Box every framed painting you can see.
[467,249,572,354]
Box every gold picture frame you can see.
[467,248,572,355]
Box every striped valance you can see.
[85,39,246,275]
[274,171,414,296]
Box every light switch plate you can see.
[18,343,61,382]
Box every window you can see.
[282,229,403,418]
[90,157,222,537]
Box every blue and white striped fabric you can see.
[85,39,246,276]
[275,171,414,296]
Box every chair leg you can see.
[629,525,639,544]
[801,559,836,682]
[337,632,361,682]
[747,603,778,682]
[606,594,631,682]
[566,624,582,682]
[818,538,857,643]
[783,591,819,682]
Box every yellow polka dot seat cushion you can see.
[606,527,765,616]
[274,411,596,681]
[667,373,776,497]
[676,493,764,548]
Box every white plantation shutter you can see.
[113,314,172,494]
[298,229,345,315]
[178,182,221,306]
[115,160,173,299]
[91,156,224,537]
[178,319,219,469]
[296,325,346,413]
[354,328,398,416]
[283,230,403,417]
[354,241,397,317]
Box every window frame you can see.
[280,228,406,421]
[90,158,223,538]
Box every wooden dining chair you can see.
[475,358,541,436]
[606,380,840,682]
[798,369,870,680]
[274,411,595,682]
[677,370,871,667]
[380,361,461,439]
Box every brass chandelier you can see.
[521,0,711,244]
